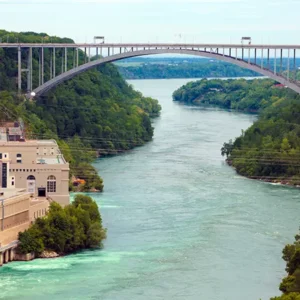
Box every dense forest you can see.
[117,56,300,80]
[0,30,161,191]
[18,194,107,255]
[172,78,290,111]
[117,60,260,79]
[173,78,300,185]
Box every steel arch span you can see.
[32,49,300,97]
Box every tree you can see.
[86,223,107,248]
[270,230,300,299]
[18,230,44,255]
[221,140,233,158]
[17,195,106,255]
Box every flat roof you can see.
[0,188,27,199]
[36,155,66,165]
[0,139,58,146]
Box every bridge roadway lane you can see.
[0,43,300,49]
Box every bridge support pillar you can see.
[76,48,79,67]
[18,46,22,93]
[280,49,283,72]
[65,47,67,72]
[61,50,64,74]
[287,49,290,80]
[27,47,32,92]
[41,47,44,85]
[274,49,277,75]
[294,49,297,80]
[53,47,56,77]
[50,49,53,79]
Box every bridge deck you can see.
[0,43,300,49]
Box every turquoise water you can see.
[1,78,300,300]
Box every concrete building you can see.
[0,139,70,206]
[0,188,49,266]
[0,121,70,266]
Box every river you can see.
[0,78,300,300]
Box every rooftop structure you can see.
[0,136,70,205]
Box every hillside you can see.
[0,30,161,191]
[174,78,300,185]
[172,78,291,111]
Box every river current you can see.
[1,78,299,300]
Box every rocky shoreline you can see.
[39,250,60,259]
[226,160,300,188]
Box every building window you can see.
[47,175,56,193]
[12,181,14,186]
[16,153,22,158]
[2,163,7,188]
[17,159,22,164]
[0,153,2,159]
[27,175,35,180]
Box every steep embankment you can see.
[0,30,161,191]
[173,78,300,186]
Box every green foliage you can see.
[221,140,233,158]
[173,78,300,184]
[227,94,300,183]
[18,230,44,255]
[17,195,106,255]
[0,30,161,191]
[118,61,260,79]
[87,223,107,248]
[270,230,300,299]
[173,78,290,112]
[271,293,300,300]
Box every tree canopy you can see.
[18,195,107,255]
[0,30,161,191]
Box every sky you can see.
[0,0,299,45]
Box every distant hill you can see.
[116,56,300,80]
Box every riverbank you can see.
[227,159,300,188]
[174,78,300,189]
[1,78,299,300]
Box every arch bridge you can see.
[0,43,300,96]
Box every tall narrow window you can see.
[47,175,56,193]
